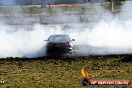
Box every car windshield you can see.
[48,35,70,43]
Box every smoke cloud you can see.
[0,1,132,58]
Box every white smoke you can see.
[0,1,132,58]
[0,24,44,58]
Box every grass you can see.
[0,56,132,88]
[0,5,91,14]
[0,3,121,15]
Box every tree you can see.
[108,0,125,11]
[41,0,46,8]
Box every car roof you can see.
[49,34,69,37]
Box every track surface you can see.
[0,54,131,62]
[74,45,132,56]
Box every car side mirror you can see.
[44,40,48,41]
[71,39,75,41]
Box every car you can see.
[45,34,75,57]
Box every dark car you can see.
[45,34,75,56]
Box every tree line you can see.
[0,0,126,5]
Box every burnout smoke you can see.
[0,1,132,58]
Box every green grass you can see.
[0,6,89,14]
[0,3,121,15]
[0,57,131,88]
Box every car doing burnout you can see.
[45,34,75,56]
